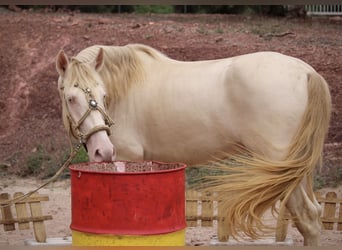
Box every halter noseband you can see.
[66,83,114,144]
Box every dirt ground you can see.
[0,8,341,246]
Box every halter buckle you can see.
[89,99,98,109]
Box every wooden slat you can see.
[187,215,219,221]
[14,192,30,230]
[0,193,15,231]
[185,190,342,239]
[314,192,323,205]
[321,217,342,223]
[338,200,342,231]
[217,200,229,242]
[322,192,337,230]
[201,192,213,227]
[316,196,342,204]
[29,193,47,243]
[186,190,199,227]
[0,215,53,225]
[0,195,49,205]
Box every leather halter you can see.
[66,83,114,144]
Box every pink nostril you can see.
[93,149,102,162]
[93,147,114,162]
[95,149,101,157]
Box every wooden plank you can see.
[316,196,341,204]
[201,192,213,227]
[0,215,53,225]
[29,193,47,243]
[186,215,219,221]
[322,192,337,230]
[14,192,30,230]
[184,190,342,239]
[321,217,342,223]
[338,200,342,231]
[186,190,199,227]
[0,195,49,205]
[0,193,15,231]
[217,200,229,242]
[314,192,323,205]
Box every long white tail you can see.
[204,71,331,239]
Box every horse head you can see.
[56,48,115,162]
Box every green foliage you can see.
[0,163,10,177]
[134,5,174,14]
[44,146,89,179]
[314,160,342,190]
[75,5,134,13]
[186,163,232,189]
[322,161,342,188]
[22,144,89,179]
[76,6,117,13]
[215,27,224,34]
[313,175,326,190]
[15,5,290,16]
[71,147,89,164]
[196,26,209,35]
[24,145,52,177]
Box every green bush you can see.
[44,146,89,179]
[22,144,89,179]
[71,147,89,164]
[134,5,174,14]
[15,5,290,16]
[24,145,52,177]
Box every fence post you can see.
[201,192,213,227]
[0,193,15,231]
[1,192,52,243]
[338,197,342,231]
[322,192,337,230]
[29,192,47,242]
[14,192,30,230]
[217,200,229,242]
[186,190,199,227]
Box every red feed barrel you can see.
[69,161,186,246]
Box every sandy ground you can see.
[0,176,341,246]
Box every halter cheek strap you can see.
[66,84,114,144]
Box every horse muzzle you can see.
[86,130,115,162]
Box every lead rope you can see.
[0,141,82,208]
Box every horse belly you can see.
[136,62,239,165]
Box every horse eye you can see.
[67,96,76,104]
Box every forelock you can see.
[64,58,99,89]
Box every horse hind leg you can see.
[285,183,321,246]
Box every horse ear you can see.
[56,50,69,76]
[93,47,104,72]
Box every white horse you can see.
[56,44,331,246]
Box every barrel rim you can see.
[70,224,187,236]
[69,160,187,175]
